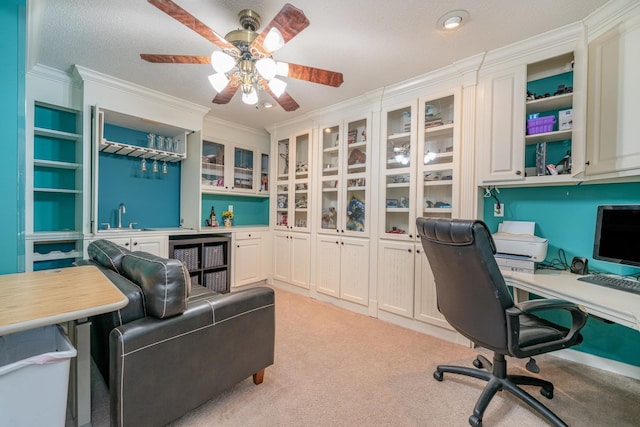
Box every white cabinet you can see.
[477,65,527,182]
[316,236,369,306]
[274,130,312,231]
[272,232,310,289]
[377,240,416,318]
[477,44,585,186]
[585,13,640,178]
[233,231,268,287]
[98,235,168,257]
[201,140,269,196]
[414,250,451,329]
[317,114,371,236]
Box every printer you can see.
[492,221,548,264]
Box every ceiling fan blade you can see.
[250,3,310,57]
[265,89,300,112]
[212,75,240,104]
[148,0,240,57]
[140,54,211,64]
[283,63,344,87]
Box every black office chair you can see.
[416,217,588,427]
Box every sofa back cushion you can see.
[121,251,190,319]
[87,239,130,274]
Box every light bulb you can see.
[208,73,229,93]
[256,58,277,80]
[263,27,285,52]
[268,77,287,97]
[211,51,235,73]
[242,88,258,105]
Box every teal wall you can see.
[201,194,270,227]
[482,182,640,366]
[0,1,26,274]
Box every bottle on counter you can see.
[209,206,219,227]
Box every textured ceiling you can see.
[29,0,609,131]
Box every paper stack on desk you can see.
[492,221,549,274]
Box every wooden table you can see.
[0,265,128,426]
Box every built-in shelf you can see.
[525,93,572,115]
[34,127,81,141]
[525,129,572,145]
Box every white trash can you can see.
[0,324,77,427]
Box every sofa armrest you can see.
[109,286,275,427]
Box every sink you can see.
[98,228,142,233]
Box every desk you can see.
[503,269,640,332]
[0,265,128,426]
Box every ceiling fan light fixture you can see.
[256,57,277,80]
[268,77,287,97]
[263,27,285,52]
[211,51,236,73]
[242,87,259,105]
[276,61,290,77]
[208,72,229,93]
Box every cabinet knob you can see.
[237,245,240,248]
[515,170,522,175]
[416,249,421,254]
[335,241,339,244]
[585,161,590,166]
[409,234,413,238]
[408,248,412,253]
[248,234,252,237]
[125,242,130,247]
[133,241,138,246]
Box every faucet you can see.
[117,203,126,228]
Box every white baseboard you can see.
[550,348,640,380]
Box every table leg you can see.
[68,320,92,427]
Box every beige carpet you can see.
[81,286,640,426]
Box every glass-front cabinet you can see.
[381,103,417,239]
[275,130,311,231]
[201,140,268,196]
[318,114,370,236]
[417,90,460,221]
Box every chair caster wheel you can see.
[473,358,483,369]
[469,415,482,427]
[433,370,443,381]
[541,387,554,399]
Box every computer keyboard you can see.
[578,274,640,295]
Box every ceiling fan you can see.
[141,0,344,111]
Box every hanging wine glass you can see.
[141,157,147,171]
[147,133,155,149]
[152,159,159,173]
[162,161,168,174]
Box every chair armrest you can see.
[506,298,588,358]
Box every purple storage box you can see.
[527,116,556,135]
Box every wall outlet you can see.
[494,203,504,217]
[228,205,233,212]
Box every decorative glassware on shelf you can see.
[165,137,173,152]
[156,134,165,151]
[147,133,155,149]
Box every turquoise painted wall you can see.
[0,1,26,274]
[482,182,640,366]
[201,194,270,227]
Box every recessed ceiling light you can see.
[437,10,469,31]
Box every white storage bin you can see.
[0,325,77,427]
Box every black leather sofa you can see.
[80,239,275,427]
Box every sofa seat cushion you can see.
[121,251,190,319]
[87,239,130,274]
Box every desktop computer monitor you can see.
[593,204,640,267]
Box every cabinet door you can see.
[202,140,227,191]
[232,146,255,192]
[235,236,261,287]
[290,233,310,289]
[272,233,291,282]
[478,65,527,182]
[377,241,415,318]
[133,236,168,257]
[586,15,640,177]
[340,237,369,306]
[414,248,451,329]
[316,236,341,297]
[343,116,369,236]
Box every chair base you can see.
[433,353,567,427]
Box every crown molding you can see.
[585,0,640,41]
[72,65,210,117]
[203,114,269,138]
[28,64,78,87]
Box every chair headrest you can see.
[417,217,496,253]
